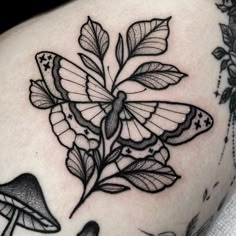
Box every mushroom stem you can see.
[1,208,19,236]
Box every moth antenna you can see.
[126,88,147,94]
[107,66,114,83]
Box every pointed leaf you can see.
[230,91,236,113]
[105,146,123,163]
[98,183,130,194]
[220,87,233,104]
[228,64,236,77]
[203,189,208,202]
[212,47,228,59]
[229,6,236,16]
[220,24,234,48]
[228,76,236,86]
[79,53,103,76]
[79,17,109,60]
[127,62,187,90]
[127,17,171,57]
[93,149,102,169]
[116,33,124,67]
[186,214,199,236]
[221,59,229,71]
[66,145,95,184]
[216,4,229,13]
[119,159,179,193]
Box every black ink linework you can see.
[77,221,100,236]
[140,190,227,236]
[29,16,214,218]
[212,0,236,167]
[0,173,61,236]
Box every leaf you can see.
[213,181,220,188]
[229,6,236,16]
[220,24,234,48]
[203,189,208,202]
[216,4,229,13]
[230,51,236,65]
[98,183,130,194]
[228,64,236,77]
[105,146,123,164]
[66,145,95,184]
[221,59,229,71]
[119,159,179,193]
[230,91,236,113]
[127,62,187,90]
[29,80,58,109]
[212,47,228,59]
[218,194,228,212]
[116,33,124,67]
[127,17,171,57]
[93,149,102,169]
[152,148,170,165]
[79,53,103,76]
[219,87,233,104]
[79,17,109,60]
[186,214,199,236]
[228,76,236,86]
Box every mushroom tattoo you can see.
[0,173,61,236]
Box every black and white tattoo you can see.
[212,0,236,167]
[29,16,214,218]
[140,188,228,236]
[77,221,100,236]
[0,173,60,236]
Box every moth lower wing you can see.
[125,102,213,146]
[29,80,58,109]
[49,103,100,149]
[35,51,113,102]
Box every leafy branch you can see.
[66,119,179,218]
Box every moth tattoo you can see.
[212,0,236,167]
[29,16,213,218]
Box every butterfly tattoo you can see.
[29,17,214,217]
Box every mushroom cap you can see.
[0,173,61,233]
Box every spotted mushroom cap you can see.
[0,173,60,233]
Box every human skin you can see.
[0,0,234,235]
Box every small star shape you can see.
[204,118,211,127]
[39,54,46,63]
[198,113,203,118]
[68,114,73,120]
[43,62,50,71]
[214,91,220,98]
[126,148,132,154]
[48,55,52,60]
[149,148,154,154]
[84,129,89,135]
[194,120,201,130]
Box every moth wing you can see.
[124,102,213,146]
[29,80,58,109]
[35,51,113,102]
[49,103,101,149]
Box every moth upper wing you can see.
[35,51,113,103]
[124,102,213,146]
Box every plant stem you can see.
[112,58,129,92]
